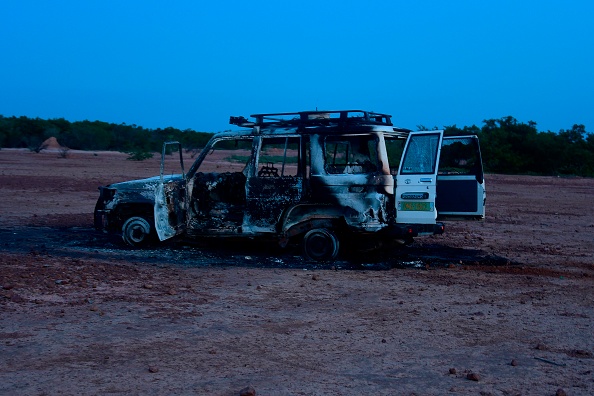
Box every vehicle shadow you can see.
[0,226,515,271]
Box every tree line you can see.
[1,114,593,176]
[0,115,213,160]
[442,116,593,176]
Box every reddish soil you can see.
[1,148,593,395]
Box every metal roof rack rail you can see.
[230,110,393,128]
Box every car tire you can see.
[302,228,340,261]
[122,216,153,247]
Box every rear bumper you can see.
[416,222,445,235]
[382,222,445,238]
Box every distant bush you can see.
[58,147,70,159]
[126,149,154,161]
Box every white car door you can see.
[395,131,443,227]
[436,135,486,220]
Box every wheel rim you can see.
[303,229,339,261]
[122,217,151,246]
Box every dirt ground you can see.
[0,148,592,396]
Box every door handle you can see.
[419,178,433,183]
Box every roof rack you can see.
[229,110,393,128]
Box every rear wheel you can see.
[302,228,339,261]
[122,216,153,247]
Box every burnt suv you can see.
[95,110,485,260]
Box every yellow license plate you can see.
[399,201,432,211]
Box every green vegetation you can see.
[445,116,594,176]
[0,115,213,158]
[259,155,299,164]
[125,148,155,161]
[1,114,592,177]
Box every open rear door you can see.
[154,141,187,241]
[436,135,485,220]
[395,131,443,229]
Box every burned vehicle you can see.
[95,110,485,260]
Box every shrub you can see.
[126,149,154,161]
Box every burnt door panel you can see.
[185,137,253,235]
[243,136,304,233]
[436,135,485,220]
[154,141,187,241]
[244,177,303,232]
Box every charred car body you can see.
[95,110,485,260]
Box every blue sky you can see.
[1,0,592,133]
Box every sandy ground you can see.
[0,148,593,396]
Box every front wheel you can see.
[122,216,154,247]
[302,228,340,261]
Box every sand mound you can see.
[41,136,62,149]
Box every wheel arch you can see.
[113,202,155,228]
[280,205,350,242]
